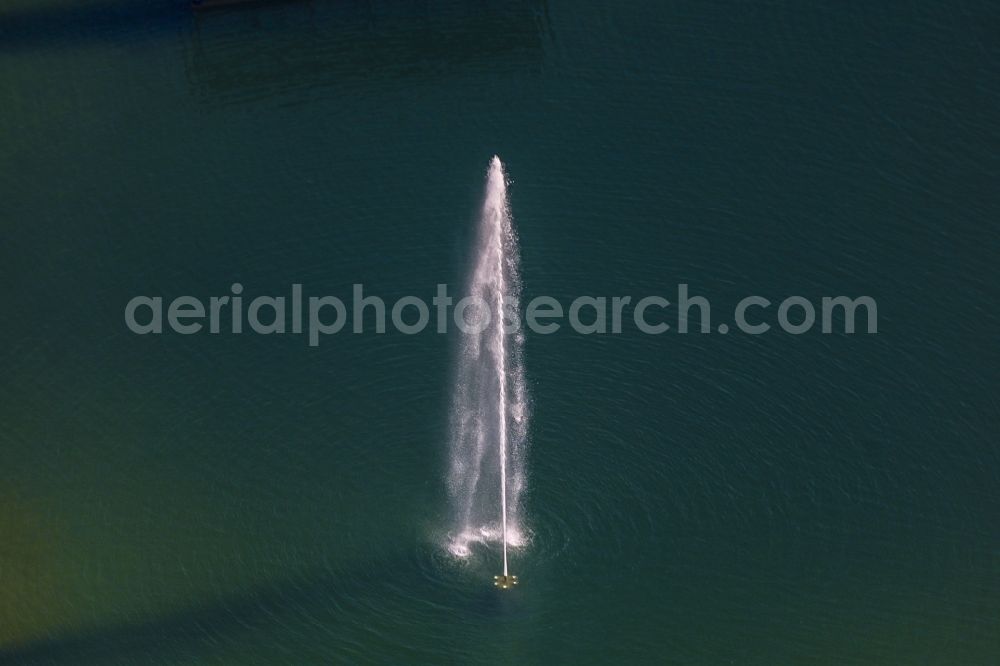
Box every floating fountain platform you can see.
[494,574,518,589]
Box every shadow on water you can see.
[0,563,370,664]
[183,0,549,105]
[0,542,518,665]
[1,0,549,103]
[0,0,191,51]
[0,0,548,53]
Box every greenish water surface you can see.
[1,1,998,663]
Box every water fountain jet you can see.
[446,156,529,587]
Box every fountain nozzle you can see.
[494,574,518,589]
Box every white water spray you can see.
[447,157,529,576]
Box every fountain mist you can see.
[447,157,529,570]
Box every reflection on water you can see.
[183,0,549,105]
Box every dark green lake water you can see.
[2,1,998,663]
